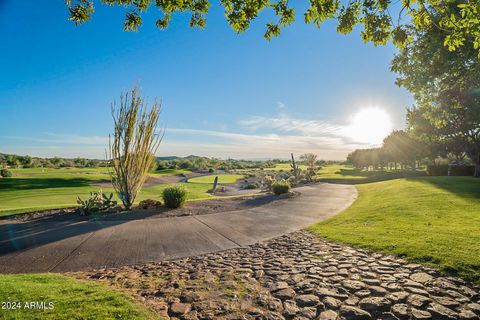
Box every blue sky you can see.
[0,0,412,160]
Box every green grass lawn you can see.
[0,274,157,319]
[271,163,307,171]
[187,174,244,184]
[0,168,218,216]
[309,176,480,283]
[155,168,192,176]
[0,168,111,215]
[316,164,425,183]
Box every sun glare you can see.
[345,107,393,145]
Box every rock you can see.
[296,294,320,307]
[391,304,409,319]
[299,307,317,319]
[274,288,296,300]
[270,282,290,292]
[446,290,470,303]
[427,302,458,320]
[378,312,400,320]
[358,297,392,313]
[316,288,347,299]
[255,270,265,278]
[180,291,200,303]
[405,287,430,296]
[432,296,461,308]
[339,305,371,320]
[283,300,300,317]
[466,303,480,314]
[407,294,431,308]
[170,302,192,316]
[459,286,479,299]
[267,297,284,312]
[355,290,371,298]
[342,280,366,292]
[387,291,409,303]
[411,308,432,319]
[458,309,479,320]
[323,296,341,309]
[318,310,338,320]
[344,297,359,306]
[264,311,286,320]
[410,272,434,284]
[368,286,388,296]
[182,311,199,320]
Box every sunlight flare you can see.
[344,107,393,145]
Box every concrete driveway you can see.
[0,183,356,273]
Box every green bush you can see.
[272,181,291,195]
[0,169,12,177]
[162,186,188,208]
[448,165,475,176]
[244,183,258,189]
[427,164,475,176]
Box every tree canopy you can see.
[65,0,479,55]
[391,11,480,176]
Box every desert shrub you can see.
[137,199,162,210]
[244,183,258,189]
[427,165,449,176]
[76,191,117,215]
[0,169,12,177]
[272,181,291,195]
[262,175,276,191]
[162,186,188,208]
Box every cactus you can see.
[76,189,118,215]
[212,176,219,192]
[290,153,303,185]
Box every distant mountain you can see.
[156,156,182,161]
[157,155,205,161]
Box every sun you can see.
[344,107,393,145]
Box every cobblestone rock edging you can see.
[74,231,480,320]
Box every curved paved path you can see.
[0,183,356,273]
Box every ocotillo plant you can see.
[108,86,163,210]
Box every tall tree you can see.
[65,0,480,55]
[392,13,480,176]
[109,86,163,209]
[383,130,424,169]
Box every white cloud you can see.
[2,107,388,160]
[239,115,344,138]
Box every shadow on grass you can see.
[0,177,92,191]
[406,176,480,200]
[319,168,426,184]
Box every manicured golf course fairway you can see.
[0,168,235,216]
